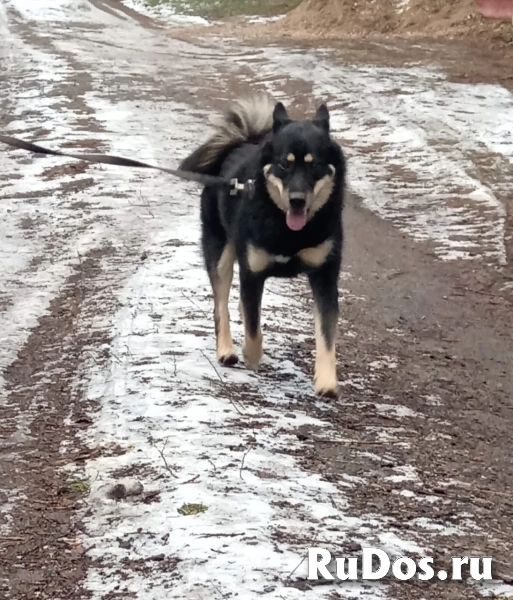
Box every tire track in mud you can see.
[0,245,128,600]
[0,6,202,597]
[0,14,142,579]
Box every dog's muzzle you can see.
[289,191,307,210]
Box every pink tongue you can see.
[286,209,307,231]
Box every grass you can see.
[177,502,208,515]
[69,480,91,494]
[145,0,301,18]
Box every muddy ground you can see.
[0,0,512,599]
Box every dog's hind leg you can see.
[201,193,238,366]
[205,240,238,366]
[239,270,265,371]
[308,264,340,398]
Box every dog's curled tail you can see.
[180,93,275,175]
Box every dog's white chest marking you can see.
[275,255,291,264]
[247,241,333,273]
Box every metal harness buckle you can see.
[229,178,254,196]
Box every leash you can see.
[0,134,250,195]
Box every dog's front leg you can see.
[239,269,265,371]
[308,264,340,398]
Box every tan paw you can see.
[314,371,339,399]
[243,335,263,371]
[243,351,262,371]
[218,351,239,367]
[314,382,340,399]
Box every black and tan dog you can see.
[180,94,346,398]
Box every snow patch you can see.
[375,403,424,419]
[384,465,419,484]
[123,0,211,26]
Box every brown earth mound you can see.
[177,0,512,50]
[273,0,512,43]
[276,0,400,37]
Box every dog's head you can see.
[261,102,338,232]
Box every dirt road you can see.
[1,1,513,599]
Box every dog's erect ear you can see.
[273,102,291,133]
[313,104,330,133]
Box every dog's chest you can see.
[246,239,333,274]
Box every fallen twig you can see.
[287,534,321,581]
[200,350,245,415]
[239,446,253,480]
[200,350,225,385]
[312,437,408,446]
[455,482,512,499]
[212,582,229,599]
[180,474,200,485]
[150,437,179,479]
[181,290,209,317]
[454,286,513,304]
[206,457,217,474]
[287,554,308,580]
[197,532,244,538]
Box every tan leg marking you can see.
[240,289,263,371]
[308,165,336,217]
[297,239,334,268]
[243,328,263,371]
[214,243,237,365]
[247,243,273,274]
[313,306,338,397]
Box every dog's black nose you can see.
[289,192,306,210]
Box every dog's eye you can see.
[278,159,291,170]
[310,160,325,172]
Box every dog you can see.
[180,93,346,398]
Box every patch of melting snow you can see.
[375,429,411,444]
[375,403,424,419]
[424,393,443,406]
[395,489,441,504]
[359,451,389,463]
[474,580,513,597]
[368,357,398,370]
[246,14,285,24]
[0,15,107,388]
[4,0,75,21]
[396,0,411,11]
[384,465,419,484]
[0,490,27,535]
[378,531,425,555]
[411,518,462,536]
[339,375,370,391]
[123,0,211,26]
